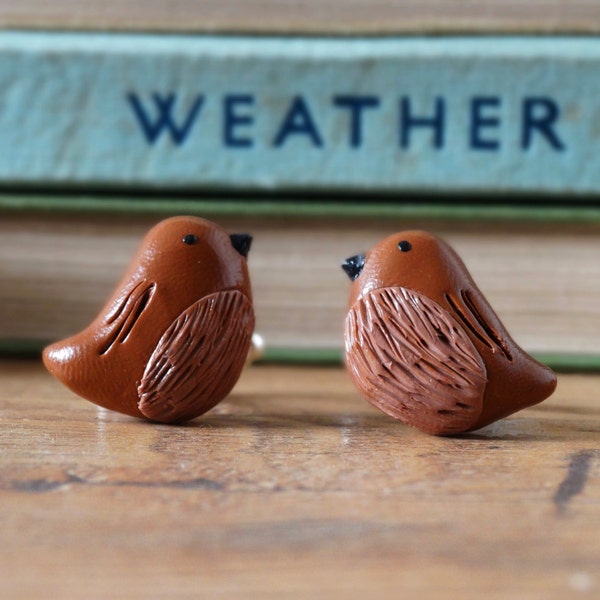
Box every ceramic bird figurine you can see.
[43,216,255,423]
[342,230,557,435]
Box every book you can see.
[0,1,598,35]
[2,195,600,370]
[0,32,599,196]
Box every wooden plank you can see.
[0,360,599,598]
[0,0,598,34]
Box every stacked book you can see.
[1,1,599,368]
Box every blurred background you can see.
[0,1,599,370]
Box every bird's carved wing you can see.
[97,280,157,356]
[137,289,254,423]
[345,287,487,435]
[444,288,513,362]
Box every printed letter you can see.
[224,95,255,148]
[522,97,566,151]
[333,96,380,148]
[471,97,501,151]
[273,96,323,147]
[127,93,204,145]
[400,97,445,149]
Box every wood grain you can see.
[1,360,599,598]
[0,0,598,34]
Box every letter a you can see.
[273,96,323,147]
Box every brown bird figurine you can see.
[342,230,557,435]
[43,216,255,423]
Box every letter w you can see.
[127,93,204,145]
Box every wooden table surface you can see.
[1,359,599,599]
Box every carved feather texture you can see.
[137,289,254,423]
[345,287,487,435]
[98,281,156,356]
[445,290,513,361]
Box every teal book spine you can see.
[0,33,598,195]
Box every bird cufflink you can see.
[43,220,556,433]
[43,216,255,424]
[342,230,557,435]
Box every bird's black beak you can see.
[342,254,366,281]
[230,233,252,258]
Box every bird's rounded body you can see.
[343,230,557,435]
[43,216,254,423]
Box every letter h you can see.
[399,97,445,149]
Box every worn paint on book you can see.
[0,34,598,194]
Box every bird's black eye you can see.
[182,234,198,245]
[397,240,412,252]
